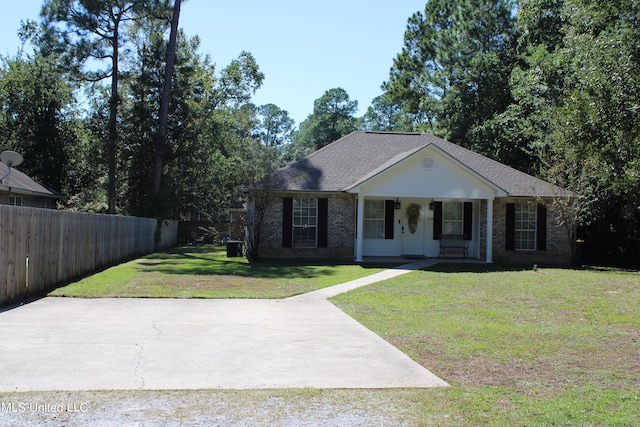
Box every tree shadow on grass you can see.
[425,263,546,274]
[427,262,626,274]
[139,246,396,280]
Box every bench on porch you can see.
[439,235,469,258]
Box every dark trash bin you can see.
[226,241,243,257]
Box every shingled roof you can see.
[267,131,565,197]
[0,162,62,199]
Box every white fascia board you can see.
[347,144,507,198]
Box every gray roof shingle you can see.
[267,131,565,197]
[0,163,62,198]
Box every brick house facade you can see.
[247,132,573,264]
[255,192,356,259]
[491,198,570,264]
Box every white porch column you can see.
[355,193,364,262]
[486,198,494,263]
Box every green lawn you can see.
[48,246,395,299]
[332,264,640,426]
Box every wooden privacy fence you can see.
[0,205,178,307]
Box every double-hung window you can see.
[506,202,546,251]
[515,203,536,250]
[292,198,317,248]
[433,201,472,241]
[442,202,463,235]
[364,200,385,239]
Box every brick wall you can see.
[254,192,571,263]
[491,198,571,265]
[257,192,356,259]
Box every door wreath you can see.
[406,203,421,234]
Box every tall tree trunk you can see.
[151,0,182,197]
[108,26,120,214]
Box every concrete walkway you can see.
[292,259,439,300]
[0,260,448,392]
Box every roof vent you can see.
[422,156,435,170]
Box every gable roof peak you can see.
[265,131,564,197]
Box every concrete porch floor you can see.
[361,256,486,264]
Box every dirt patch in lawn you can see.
[390,331,640,395]
[135,273,317,298]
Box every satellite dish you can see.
[0,150,24,168]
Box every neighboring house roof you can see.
[266,131,566,197]
[0,163,63,199]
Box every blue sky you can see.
[1,1,425,125]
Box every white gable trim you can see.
[428,145,508,196]
[347,144,508,198]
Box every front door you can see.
[402,200,425,256]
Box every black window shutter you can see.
[537,204,547,251]
[506,203,515,250]
[433,201,443,239]
[282,198,293,247]
[384,200,395,239]
[318,198,328,247]
[463,202,473,240]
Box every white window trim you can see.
[515,202,537,251]
[292,198,318,248]
[363,199,385,239]
[442,202,463,236]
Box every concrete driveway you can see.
[0,261,448,391]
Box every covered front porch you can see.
[346,144,504,264]
[354,196,495,263]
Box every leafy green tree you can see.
[122,21,210,218]
[217,51,265,109]
[551,0,640,264]
[66,89,110,211]
[11,0,270,222]
[119,16,164,216]
[516,0,565,50]
[168,50,263,220]
[383,0,516,156]
[245,103,296,260]
[0,52,109,211]
[0,53,73,193]
[122,14,265,220]
[39,0,149,213]
[479,0,566,173]
[360,93,414,132]
[496,0,640,264]
[255,103,295,148]
[289,88,359,160]
[557,0,640,193]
